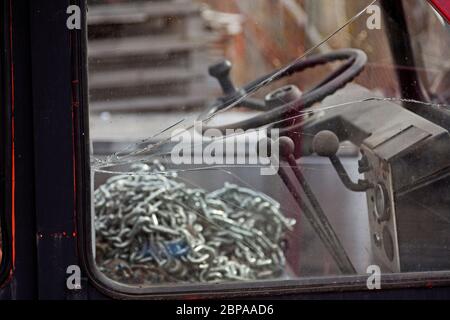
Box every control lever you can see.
[271,136,356,274]
[207,61,267,111]
[208,60,236,95]
[312,131,373,192]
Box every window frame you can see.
[75,0,450,299]
[0,0,15,288]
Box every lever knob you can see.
[257,136,296,160]
[312,130,372,192]
[278,136,296,159]
[208,60,236,95]
[312,130,340,157]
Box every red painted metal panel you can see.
[429,0,450,23]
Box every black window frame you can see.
[0,0,15,288]
[35,0,450,299]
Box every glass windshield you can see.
[404,0,450,103]
[87,0,450,289]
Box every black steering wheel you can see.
[198,49,367,133]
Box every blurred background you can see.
[87,0,401,149]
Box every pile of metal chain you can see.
[94,162,296,284]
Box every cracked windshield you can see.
[88,0,450,287]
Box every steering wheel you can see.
[195,49,367,275]
[198,49,367,133]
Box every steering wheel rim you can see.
[197,48,367,133]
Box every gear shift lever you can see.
[208,60,236,95]
[312,131,373,192]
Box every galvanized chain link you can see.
[94,162,296,285]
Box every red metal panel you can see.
[429,0,450,23]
